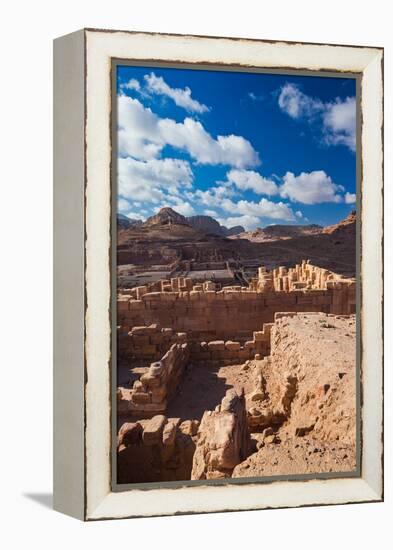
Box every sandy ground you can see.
[166,362,255,422]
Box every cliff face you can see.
[187,215,222,235]
[187,215,244,236]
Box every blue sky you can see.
[117,65,356,230]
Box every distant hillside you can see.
[117,207,356,277]
[187,215,244,237]
[117,213,143,230]
[323,210,356,236]
[231,223,323,242]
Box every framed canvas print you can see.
[53,29,383,520]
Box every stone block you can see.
[117,422,143,447]
[162,418,180,446]
[189,290,201,300]
[128,299,144,311]
[244,340,255,350]
[117,298,130,312]
[208,340,225,351]
[225,341,241,351]
[135,286,148,299]
[131,391,151,404]
[179,419,199,436]
[151,386,167,404]
[140,372,161,388]
[143,415,167,445]
[130,326,150,336]
[131,334,150,346]
[129,402,166,414]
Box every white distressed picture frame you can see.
[53,29,383,521]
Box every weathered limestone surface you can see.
[191,389,251,480]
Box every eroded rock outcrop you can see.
[233,312,356,477]
[191,389,251,479]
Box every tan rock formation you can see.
[191,389,251,480]
[234,312,356,477]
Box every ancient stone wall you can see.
[118,322,273,417]
[117,416,198,484]
[118,342,190,416]
[118,323,187,363]
[253,260,354,293]
[118,282,355,343]
[188,323,272,365]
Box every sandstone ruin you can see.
[117,261,356,484]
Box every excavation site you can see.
[116,261,356,484]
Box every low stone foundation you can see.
[118,342,190,416]
[117,321,273,417]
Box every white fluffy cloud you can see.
[278,83,323,119]
[193,186,236,209]
[278,83,356,152]
[171,201,196,216]
[118,95,260,167]
[218,215,260,231]
[118,197,131,213]
[193,186,295,223]
[280,170,344,204]
[121,78,141,92]
[345,192,356,204]
[323,97,356,152]
[233,198,295,221]
[118,157,193,203]
[227,169,278,195]
[117,197,146,220]
[204,209,219,217]
[144,72,209,113]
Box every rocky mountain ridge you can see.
[117,208,356,277]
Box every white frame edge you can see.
[82,30,383,520]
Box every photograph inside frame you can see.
[114,62,359,486]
